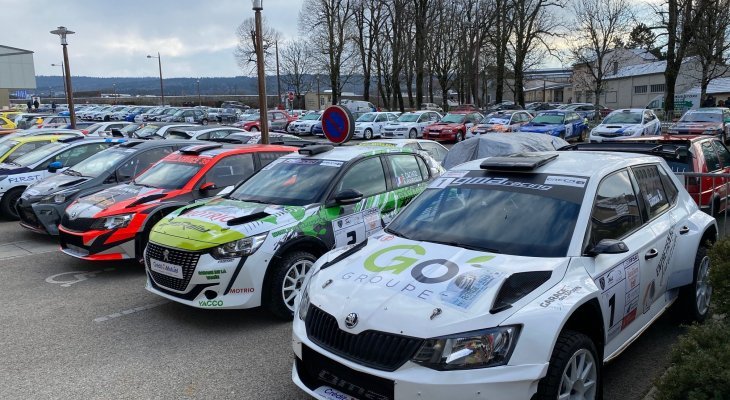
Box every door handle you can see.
[679,226,690,235]
[645,248,659,260]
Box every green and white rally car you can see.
[144,145,441,318]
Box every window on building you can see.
[634,85,648,94]
[650,84,665,93]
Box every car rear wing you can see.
[558,142,688,158]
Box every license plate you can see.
[150,258,183,279]
[314,386,359,400]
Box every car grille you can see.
[145,243,201,292]
[18,206,41,228]
[305,306,424,372]
[598,132,621,137]
[60,214,97,231]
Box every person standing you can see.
[724,97,730,108]
[51,101,57,113]
[26,100,32,112]
[33,99,39,110]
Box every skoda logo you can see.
[163,249,170,262]
[344,313,358,329]
[69,211,78,220]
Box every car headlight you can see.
[40,190,77,204]
[210,232,267,259]
[0,175,7,182]
[623,129,639,136]
[704,128,720,134]
[91,213,134,230]
[411,326,520,370]
[297,274,314,320]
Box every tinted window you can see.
[419,142,447,163]
[258,151,289,166]
[632,165,670,218]
[133,147,175,175]
[134,161,202,189]
[376,114,388,122]
[702,141,721,171]
[204,154,255,187]
[657,165,679,205]
[66,149,129,178]
[712,141,730,167]
[336,157,387,197]
[387,154,425,188]
[589,170,642,246]
[416,156,430,179]
[48,143,112,167]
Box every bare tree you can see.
[301,0,357,105]
[690,0,730,101]
[566,0,634,113]
[352,0,384,102]
[488,0,513,104]
[234,17,280,75]
[508,0,565,107]
[413,0,432,109]
[279,39,315,105]
[429,0,459,110]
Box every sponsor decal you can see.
[228,288,255,294]
[594,253,640,341]
[320,160,344,167]
[9,174,41,183]
[539,285,583,308]
[545,175,588,188]
[197,269,227,280]
[157,220,210,232]
[333,207,381,247]
[198,300,223,307]
[166,154,209,164]
[316,371,388,400]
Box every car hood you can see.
[66,184,172,218]
[385,122,416,128]
[592,124,640,133]
[306,234,569,337]
[149,197,316,247]
[0,163,31,176]
[672,122,722,130]
[25,173,91,196]
[427,123,462,130]
[520,124,558,133]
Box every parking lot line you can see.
[93,301,169,323]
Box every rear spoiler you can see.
[559,142,686,157]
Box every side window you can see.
[632,165,671,218]
[258,151,290,167]
[335,157,387,197]
[712,140,730,167]
[196,132,210,140]
[135,147,174,173]
[420,142,447,162]
[48,143,109,167]
[208,130,230,139]
[589,170,643,246]
[702,141,721,171]
[657,165,679,205]
[403,143,420,152]
[204,153,256,187]
[388,114,397,121]
[10,142,49,161]
[387,154,426,188]
[416,155,430,179]
[376,114,388,122]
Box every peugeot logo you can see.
[344,313,358,329]
[163,249,170,262]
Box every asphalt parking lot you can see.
[0,217,683,400]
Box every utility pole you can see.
[275,39,281,109]
[253,0,269,144]
[50,26,76,128]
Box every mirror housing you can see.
[110,128,123,137]
[587,239,629,257]
[217,185,234,197]
[200,182,217,192]
[333,189,364,205]
[47,161,63,173]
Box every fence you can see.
[675,171,730,237]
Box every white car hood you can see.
[592,124,640,133]
[307,234,569,337]
[384,122,417,129]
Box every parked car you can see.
[150,107,180,122]
[589,109,662,142]
[58,143,297,262]
[34,116,71,129]
[519,110,587,141]
[568,135,730,214]
[353,112,399,140]
[0,129,84,144]
[423,112,483,142]
[442,132,569,169]
[93,106,128,121]
[136,107,167,122]
[359,138,449,169]
[667,107,730,143]
[562,103,599,120]
[131,123,197,140]
[0,137,124,219]
[291,151,716,400]
[84,121,134,137]
[206,108,222,121]
[421,103,443,113]
[164,126,245,140]
[220,101,250,110]
[340,99,377,115]
[161,108,210,125]
[222,132,312,145]
[234,110,292,132]
[382,111,442,139]
[17,139,203,235]
[218,108,241,123]
[287,112,322,136]
[468,110,533,137]
[143,144,438,317]
[0,116,15,129]
[526,102,553,112]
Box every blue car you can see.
[312,121,323,136]
[519,110,587,141]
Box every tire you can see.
[265,251,316,320]
[250,126,259,132]
[364,128,373,140]
[534,330,601,400]
[0,187,23,220]
[676,245,711,323]
[409,128,417,139]
[455,130,464,143]
[201,118,208,126]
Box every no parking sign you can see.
[321,105,355,144]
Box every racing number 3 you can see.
[346,231,357,245]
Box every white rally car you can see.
[353,112,399,140]
[589,109,662,142]
[287,112,322,135]
[381,111,442,139]
[292,151,716,400]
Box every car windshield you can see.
[134,125,162,138]
[163,108,178,116]
[681,112,722,123]
[228,158,341,206]
[243,114,260,121]
[172,110,186,117]
[440,114,466,123]
[0,140,19,159]
[603,112,642,124]
[397,113,421,122]
[386,172,586,257]
[133,161,201,189]
[302,113,320,121]
[531,113,564,124]
[65,149,129,178]
[120,124,141,135]
[13,143,66,167]
[86,123,104,134]
[357,113,376,122]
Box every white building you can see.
[0,45,36,109]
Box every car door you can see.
[327,156,391,247]
[584,169,657,356]
[379,153,432,223]
[374,113,388,134]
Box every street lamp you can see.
[252,0,269,144]
[51,63,67,100]
[146,52,165,106]
[196,79,201,106]
[50,26,76,128]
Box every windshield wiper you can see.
[421,238,500,253]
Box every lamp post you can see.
[252,0,269,144]
[51,63,67,100]
[50,26,76,128]
[196,79,201,106]
[112,83,117,104]
[146,52,165,106]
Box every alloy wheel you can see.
[282,259,313,311]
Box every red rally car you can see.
[422,111,483,142]
[58,143,296,261]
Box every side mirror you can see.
[217,185,234,197]
[333,189,363,205]
[110,128,123,137]
[200,182,217,192]
[47,161,63,173]
[587,239,629,257]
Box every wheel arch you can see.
[558,298,606,361]
[262,235,330,303]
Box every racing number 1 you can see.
[608,293,616,327]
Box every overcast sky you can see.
[2,0,303,78]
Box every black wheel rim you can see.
[7,191,20,218]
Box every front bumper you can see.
[291,319,546,400]
[144,241,272,309]
[423,131,454,141]
[58,225,137,261]
[381,130,407,138]
[16,198,64,235]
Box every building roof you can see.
[604,60,667,80]
[683,77,730,95]
[0,45,34,56]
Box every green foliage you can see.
[709,237,730,317]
